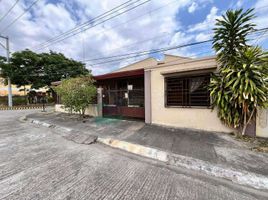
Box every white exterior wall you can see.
[256,109,268,138]
[147,56,233,133]
[55,104,99,117]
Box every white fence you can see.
[55,104,99,117]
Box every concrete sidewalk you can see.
[25,112,268,190]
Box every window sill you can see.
[165,105,212,109]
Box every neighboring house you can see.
[0,78,31,96]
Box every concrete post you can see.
[6,37,12,108]
[97,87,103,117]
[0,35,12,107]
[144,70,152,124]
[256,108,268,138]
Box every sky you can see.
[0,0,267,75]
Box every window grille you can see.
[165,74,210,107]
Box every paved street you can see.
[28,112,268,177]
[0,110,267,200]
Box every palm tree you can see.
[210,9,268,135]
[213,9,255,68]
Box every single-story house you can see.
[55,54,268,137]
[94,54,233,133]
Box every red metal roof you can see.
[93,69,144,80]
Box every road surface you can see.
[0,110,267,199]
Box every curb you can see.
[0,106,43,110]
[26,117,97,144]
[98,138,268,190]
[24,117,268,190]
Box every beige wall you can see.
[256,109,268,138]
[147,56,233,133]
[0,78,31,96]
[112,54,188,73]
[55,104,99,117]
[162,54,193,63]
[113,58,157,72]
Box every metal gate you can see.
[102,89,145,119]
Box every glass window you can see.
[165,74,210,107]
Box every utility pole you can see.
[0,35,12,107]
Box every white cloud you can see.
[0,0,218,75]
[195,32,212,41]
[0,0,196,75]
[252,0,268,48]
[188,2,198,13]
[236,0,243,8]
[254,0,268,26]
[169,31,194,46]
[188,6,219,33]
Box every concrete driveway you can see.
[0,110,267,199]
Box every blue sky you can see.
[0,0,267,75]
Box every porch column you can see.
[97,87,103,117]
[144,70,152,124]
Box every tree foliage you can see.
[213,9,256,67]
[0,49,90,89]
[1,50,40,87]
[55,76,97,117]
[36,51,90,89]
[210,8,268,135]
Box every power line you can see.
[101,32,176,59]
[34,0,152,51]
[3,29,267,78]
[34,0,137,49]
[0,0,20,24]
[35,4,268,51]
[3,48,215,79]
[87,25,268,62]
[84,27,268,66]
[34,2,268,61]
[253,29,268,45]
[0,0,40,33]
[85,29,268,66]
[7,56,219,78]
[89,44,213,66]
[95,32,172,57]
[36,0,152,50]
[90,49,215,71]
[3,50,215,78]
[86,40,213,64]
[5,31,267,78]
[71,0,179,60]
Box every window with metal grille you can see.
[165,74,210,107]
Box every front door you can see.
[102,77,145,119]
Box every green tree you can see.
[0,50,39,100]
[0,49,90,88]
[0,56,6,63]
[210,8,268,135]
[213,9,256,67]
[0,56,8,84]
[36,51,90,89]
[37,51,90,100]
[0,49,90,101]
[4,50,40,91]
[55,76,96,117]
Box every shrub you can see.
[55,76,96,117]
